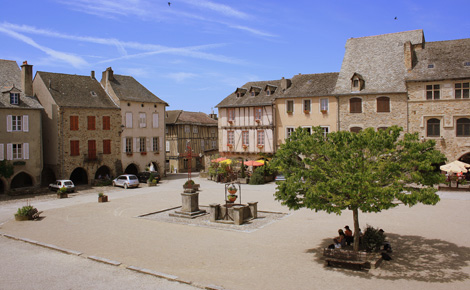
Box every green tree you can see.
[271,126,446,251]
[0,160,14,178]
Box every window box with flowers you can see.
[140,152,147,155]
[228,120,233,125]
[287,111,293,115]
[227,144,233,149]
[257,145,264,149]
[126,152,133,156]
[242,144,248,150]
[321,110,328,114]
[304,110,310,114]
[255,119,261,124]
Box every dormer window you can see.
[235,88,247,97]
[90,91,97,97]
[266,90,271,96]
[251,91,255,96]
[353,80,359,88]
[428,64,435,69]
[10,93,19,105]
[351,73,364,92]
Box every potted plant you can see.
[257,145,264,149]
[227,184,238,194]
[98,192,108,203]
[287,110,293,114]
[57,186,68,199]
[304,110,310,114]
[227,194,238,203]
[321,109,328,114]
[242,144,248,150]
[14,205,39,221]
[255,119,261,123]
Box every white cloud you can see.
[166,72,197,82]
[229,25,278,38]
[180,0,249,19]
[56,0,149,18]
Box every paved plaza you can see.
[1,174,470,290]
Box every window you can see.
[139,113,147,128]
[139,137,146,152]
[427,118,440,137]
[320,98,329,112]
[254,107,262,121]
[266,90,271,96]
[353,80,359,88]
[350,98,362,113]
[377,96,390,112]
[7,115,28,132]
[302,127,312,134]
[88,140,96,160]
[102,116,111,130]
[201,139,205,151]
[183,159,188,169]
[350,127,362,133]
[426,84,440,100]
[152,113,159,128]
[227,131,234,146]
[242,131,249,146]
[286,100,294,113]
[286,127,295,139]
[185,125,190,133]
[125,138,132,153]
[377,127,389,131]
[303,99,311,112]
[166,141,170,152]
[456,118,470,137]
[12,116,22,131]
[212,140,217,149]
[251,91,255,96]
[211,128,216,137]
[455,82,470,99]
[125,112,133,128]
[102,140,111,154]
[70,116,79,131]
[153,137,159,152]
[257,131,264,146]
[10,93,19,105]
[193,126,198,134]
[12,144,22,159]
[428,64,435,69]
[227,108,235,121]
[320,126,329,137]
[87,116,96,130]
[70,140,80,156]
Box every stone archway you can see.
[0,178,5,194]
[70,167,88,185]
[10,172,34,189]
[458,152,470,164]
[125,163,139,175]
[41,167,56,187]
[95,166,111,180]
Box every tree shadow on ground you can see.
[306,233,470,282]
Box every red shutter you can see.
[103,116,110,130]
[88,140,96,160]
[88,116,96,130]
[103,140,111,154]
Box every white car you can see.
[49,180,76,192]
[112,174,140,189]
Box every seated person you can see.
[344,225,353,246]
[337,229,346,247]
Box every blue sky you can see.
[1,0,469,114]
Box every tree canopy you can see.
[0,160,14,179]
[271,126,446,250]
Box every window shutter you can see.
[7,115,12,132]
[146,137,150,152]
[23,143,29,159]
[123,137,126,153]
[126,112,132,128]
[23,115,29,132]
[153,113,159,128]
[7,144,13,160]
[133,138,138,153]
[0,144,4,161]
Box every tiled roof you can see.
[0,59,42,110]
[406,38,470,81]
[166,110,217,126]
[107,74,168,105]
[334,30,424,95]
[216,79,283,108]
[36,71,118,109]
[278,73,338,98]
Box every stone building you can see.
[33,71,121,185]
[165,110,218,173]
[100,67,168,175]
[0,60,43,193]
[405,38,470,162]
[274,73,338,147]
[334,30,425,132]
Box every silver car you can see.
[112,174,140,189]
[49,180,76,192]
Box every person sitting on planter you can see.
[344,225,354,246]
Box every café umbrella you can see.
[439,160,470,173]
[244,160,263,167]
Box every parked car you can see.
[49,180,76,192]
[112,174,140,189]
[275,174,286,181]
[137,171,161,183]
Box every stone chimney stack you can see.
[21,61,33,96]
[281,77,291,91]
[404,41,414,71]
[91,70,95,79]
[101,67,114,91]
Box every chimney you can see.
[404,41,414,71]
[281,77,291,91]
[91,70,95,79]
[101,67,114,91]
[21,61,33,96]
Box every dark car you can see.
[137,171,161,183]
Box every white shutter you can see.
[0,144,4,161]
[123,137,126,153]
[150,137,154,152]
[23,115,29,132]
[146,137,150,152]
[133,138,138,153]
[23,143,29,159]
[166,140,170,152]
[7,115,12,132]
[126,112,132,128]
[153,113,159,128]
[7,144,13,160]
[160,138,163,152]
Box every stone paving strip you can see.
[0,232,227,290]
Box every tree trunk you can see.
[352,208,360,251]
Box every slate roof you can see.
[334,30,425,95]
[216,79,283,108]
[277,73,339,98]
[406,38,470,81]
[0,59,42,110]
[36,71,118,109]
[166,110,217,126]
[107,74,168,105]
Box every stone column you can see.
[181,189,199,212]
[209,203,220,222]
[233,205,244,225]
[248,201,258,219]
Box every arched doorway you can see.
[125,163,139,175]
[10,172,34,189]
[41,167,56,187]
[95,166,111,180]
[70,167,88,185]
[0,179,5,194]
[459,152,470,164]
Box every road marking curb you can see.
[127,265,179,280]
[88,256,122,266]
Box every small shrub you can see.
[249,167,265,185]
[98,192,104,197]
[185,179,195,186]
[58,187,68,194]
[361,225,386,252]
[16,205,38,219]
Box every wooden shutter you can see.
[88,116,96,130]
[0,144,4,161]
[123,137,127,153]
[23,115,29,132]
[23,143,29,159]
[126,112,133,128]
[7,115,12,132]
[153,113,159,128]
[7,144,13,160]
[103,116,110,130]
